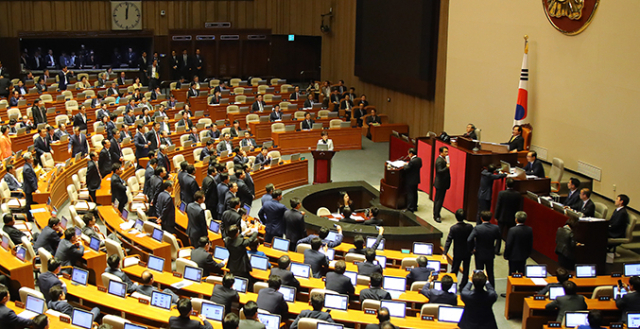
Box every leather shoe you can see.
[500,293,507,298]
[434,217,442,223]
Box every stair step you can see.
[611,247,640,264]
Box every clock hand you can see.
[125,3,129,20]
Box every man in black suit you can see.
[146,123,161,152]
[202,166,219,220]
[269,105,283,121]
[57,66,73,91]
[73,105,88,131]
[224,225,258,279]
[301,112,315,130]
[182,165,201,205]
[444,209,473,288]
[494,178,523,238]
[134,124,150,162]
[359,272,392,303]
[240,131,257,151]
[458,272,498,329]
[48,284,101,323]
[86,152,101,203]
[156,181,177,234]
[55,227,85,271]
[38,258,64,302]
[615,276,640,323]
[68,126,88,157]
[563,178,581,209]
[169,298,213,329]
[289,86,302,101]
[98,139,113,177]
[258,189,288,244]
[406,255,435,286]
[524,151,544,178]
[363,308,394,329]
[2,214,26,247]
[32,98,47,127]
[135,271,179,304]
[545,281,587,322]
[609,194,630,239]
[191,237,225,277]
[179,49,192,79]
[284,198,307,249]
[22,152,38,221]
[186,192,208,246]
[365,108,382,127]
[504,211,533,275]
[476,164,507,223]
[117,72,126,86]
[256,275,289,319]
[251,94,266,113]
[33,217,63,254]
[34,128,52,166]
[304,237,330,278]
[211,273,240,315]
[421,274,458,306]
[402,148,423,213]
[303,93,316,109]
[576,188,596,218]
[432,146,450,222]
[111,163,128,213]
[507,125,524,152]
[357,248,383,277]
[462,123,478,140]
[340,94,354,119]
[105,254,138,293]
[290,294,334,329]
[467,211,501,288]
[157,145,171,172]
[0,285,35,329]
[0,74,11,98]
[270,255,300,289]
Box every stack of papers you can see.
[579,217,606,222]
[386,160,406,168]
[123,257,139,268]
[171,280,194,289]
[120,221,135,230]
[530,278,548,286]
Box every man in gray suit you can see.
[433,146,450,222]
[325,260,355,296]
[210,273,239,315]
[156,181,176,234]
[48,285,101,323]
[359,272,392,303]
[187,191,208,246]
[135,270,179,304]
[545,281,587,322]
[420,274,458,306]
[270,256,300,289]
[303,237,329,278]
[239,301,266,329]
[38,258,65,302]
[616,276,640,323]
[34,217,63,254]
[104,254,138,293]
[0,285,35,329]
[290,294,335,329]
[494,178,523,238]
[191,237,225,276]
[256,275,288,319]
[3,165,22,191]
[357,248,383,277]
[54,227,85,273]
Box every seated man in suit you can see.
[0,284,35,329]
[200,140,217,161]
[563,178,582,209]
[538,267,570,296]
[290,294,335,329]
[191,237,226,276]
[251,94,266,113]
[270,255,300,289]
[3,165,22,191]
[507,125,524,152]
[545,281,587,322]
[303,237,330,278]
[340,94,354,120]
[363,307,394,329]
[207,124,221,139]
[209,90,222,105]
[301,112,315,130]
[524,151,545,178]
[296,225,343,248]
[33,217,63,254]
[48,285,101,323]
[357,248,383,276]
[124,108,136,126]
[136,270,179,304]
[54,228,84,273]
[239,301,266,329]
[615,276,640,323]
[256,275,289,319]
[576,188,595,217]
[104,254,138,293]
[325,260,355,295]
[2,214,26,246]
[359,272,392,303]
[240,131,257,151]
[406,255,434,286]
[255,147,271,167]
[169,298,213,329]
[303,93,316,109]
[269,105,283,122]
[217,133,233,154]
[187,127,200,144]
[289,86,302,101]
[211,273,240,315]
[38,258,65,302]
[609,194,630,239]
[177,110,194,130]
[421,274,458,306]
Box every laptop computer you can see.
[374,256,387,269]
[382,276,407,299]
[18,295,45,319]
[290,153,300,161]
[625,263,640,277]
[71,267,89,286]
[1,235,9,251]
[316,144,329,151]
[272,237,290,252]
[549,286,565,300]
[320,247,335,261]
[564,311,589,328]
[500,160,511,173]
[438,306,464,323]
[150,291,172,310]
[290,263,311,279]
[209,220,220,233]
[147,255,165,272]
[575,264,597,278]
[151,228,164,242]
[179,201,187,213]
[89,236,101,252]
[317,324,344,329]
[427,260,441,272]
[278,285,296,303]
[200,302,225,321]
[344,271,358,286]
[433,281,457,294]
[214,246,229,260]
[232,277,248,293]
[257,314,281,329]
[72,308,94,329]
[124,324,147,329]
[366,237,384,250]
[312,123,323,130]
[183,265,203,282]
[108,280,127,298]
[323,293,349,311]
[380,300,406,318]
[628,313,640,329]
[15,246,26,262]
[120,208,129,221]
[249,255,269,270]
[413,242,434,256]
[525,265,547,278]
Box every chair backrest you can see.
[258,85,268,94]
[318,110,329,118]
[280,85,291,93]
[65,100,78,111]
[521,123,532,150]
[41,153,55,169]
[361,299,381,311]
[209,79,220,88]
[176,258,198,274]
[357,275,371,286]
[127,176,140,193]
[235,95,247,103]
[400,257,418,269]
[198,118,212,126]
[591,286,613,299]
[91,134,104,149]
[298,318,331,329]
[296,243,311,253]
[625,216,637,241]
[279,101,291,109]
[267,150,281,159]
[19,287,45,306]
[294,111,306,119]
[234,87,245,95]
[173,154,186,172]
[7,108,20,120]
[67,184,79,203]
[101,272,123,288]
[264,94,274,102]
[78,168,88,185]
[84,89,96,98]
[271,123,285,132]
[163,232,180,260]
[345,253,366,263]
[55,114,69,126]
[102,315,130,329]
[549,158,564,182]
[420,303,448,319]
[227,105,239,114]
[21,236,36,263]
[135,169,146,187]
[221,127,231,136]
[253,281,268,294]
[246,114,259,123]
[230,78,241,87]
[142,221,161,234]
[105,239,125,264]
[38,248,52,273]
[410,281,429,291]
[316,207,331,216]
[193,148,203,162]
[330,119,343,128]
[594,202,608,219]
[309,289,337,301]
[72,174,82,191]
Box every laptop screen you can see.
[366,237,384,250]
[320,247,335,261]
[325,231,339,243]
[380,300,406,318]
[614,286,628,299]
[257,314,281,329]
[628,313,640,329]
[89,236,101,252]
[344,271,357,286]
[108,280,127,298]
[72,308,94,329]
[383,276,406,292]
[250,255,269,271]
[427,260,441,272]
[525,265,547,278]
[0,235,8,251]
[433,281,457,294]
[209,220,220,233]
[15,246,26,261]
[374,256,387,269]
[413,242,434,256]
[232,277,248,293]
[564,312,589,328]
[150,291,172,310]
[147,255,165,272]
[272,237,290,252]
[25,295,45,314]
[214,246,229,260]
[575,265,597,278]
[135,219,144,231]
[243,204,251,214]
[290,263,311,278]
[200,302,225,321]
[324,293,348,311]
[278,285,296,302]
[72,267,89,286]
[624,263,640,276]
[438,306,464,323]
[124,324,147,329]
[549,286,565,300]
[121,209,129,221]
[75,227,82,237]
[317,324,344,329]
[184,266,203,282]
[179,202,187,213]
[60,217,68,229]
[151,228,163,242]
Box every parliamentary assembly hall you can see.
[0,1,638,329]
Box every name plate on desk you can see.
[138,261,147,267]
[190,310,198,316]
[611,272,622,277]
[138,298,149,305]
[60,315,71,323]
[421,315,434,321]
[610,323,624,328]
[15,301,25,309]
[62,273,71,280]
[173,272,182,278]
[533,295,546,300]
[547,322,561,328]
[97,286,107,293]
[364,308,377,315]
[512,273,523,278]
[598,296,610,301]
[264,243,271,248]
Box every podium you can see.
[380,165,407,209]
[311,150,335,184]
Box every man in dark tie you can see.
[467,211,501,288]
[476,165,506,223]
[188,127,200,144]
[289,86,301,101]
[563,178,581,209]
[34,128,53,166]
[86,152,102,203]
[444,209,473,288]
[504,211,533,276]
[22,152,38,221]
[252,94,266,113]
[134,124,150,163]
[57,66,73,91]
[433,146,450,222]
[507,125,524,152]
[156,181,176,233]
[301,112,315,130]
[340,94,354,120]
[524,151,545,178]
[68,126,88,157]
[576,188,596,217]
[99,139,113,177]
[609,194,630,239]
[186,191,208,246]
[303,93,315,108]
[32,98,47,127]
[403,148,423,214]
[269,105,283,122]
[146,122,162,152]
[110,163,127,213]
[73,105,88,131]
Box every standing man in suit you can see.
[433,146,450,222]
[202,166,219,220]
[34,128,53,166]
[134,124,150,164]
[476,165,507,223]
[156,181,177,234]
[235,171,253,207]
[444,209,473,288]
[406,255,435,286]
[111,164,127,213]
[252,94,266,113]
[468,211,501,288]
[524,151,545,178]
[169,298,213,329]
[555,218,583,270]
[86,152,101,203]
[157,145,171,172]
[507,125,524,152]
[284,198,307,250]
[504,211,533,276]
[609,194,630,239]
[169,50,180,80]
[258,189,288,244]
[210,273,240,316]
[563,178,582,209]
[270,255,300,289]
[576,188,596,218]
[186,192,208,246]
[494,178,523,239]
[224,224,258,279]
[615,276,640,322]
[22,152,38,221]
[545,281,587,322]
[458,271,498,329]
[33,218,63,254]
[194,49,204,77]
[57,66,73,91]
[68,126,88,157]
[402,148,423,213]
[98,140,113,177]
[146,122,162,152]
[73,105,88,132]
[191,237,225,277]
[32,98,47,127]
[179,49,191,79]
[256,275,289,319]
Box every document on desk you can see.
[580,217,606,222]
[171,280,194,289]
[526,175,538,179]
[530,278,548,286]
[386,160,406,168]
[120,221,135,230]
[30,208,47,214]
[123,257,139,268]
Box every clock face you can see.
[111,1,142,30]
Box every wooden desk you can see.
[98,206,172,271]
[7,302,84,329]
[368,123,409,143]
[0,246,34,290]
[248,118,334,144]
[272,128,362,155]
[523,297,620,329]
[250,159,309,199]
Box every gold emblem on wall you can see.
[542,0,599,35]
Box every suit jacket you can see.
[258,200,288,237]
[104,267,137,293]
[303,99,315,108]
[182,175,200,205]
[2,225,24,246]
[224,232,258,276]
[217,141,233,153]
[187,88,198,98]
[507,135,524,152]
[325,272,355,295]
[209,95,221,105]
[240,138,257,149]
[256,287,289,318]
[32,106,47,126]
[504,224,533,262]
[290,310,334,329]
[609,207,629,238]
[357,261,383,277]
[156,191,176,233]
[359,287,392,303]
[284,209,307,249]
[98,148,113,178]
[0,304,34,329]
[110,173,127,206]
[444,221,474,258]
[420,287,458,306]
[224,191,236,212]
[564,189,581,209]
[236,179,253,208]
[34,136,51,158]
[186,203,208,245]
[202,175,218,218]
[555,225,576,259]
[270,267,300,289]
[168,316,213,329]
[210,285,239,315]
[177,118,194,129]
[340,99,353,110]
[304,249,329,278]
[251,100,266,113]
[134,131,149,158]
[123,114,136,126]
[524,160,545,178]
[468,222,501,259]
[34,225,62,254]
[615,291,640,322]
[55,239,84,268]
[433,156,450,189]
[462,131,478,140]
[38,271,63,302]
[545,294,587,322]
[458,282,498,329]
[147,175,164,205]
[190,247,224,277]
[269,111,283,122]
[86,160,101,192]
[406,266,434,285]
[3,173,21,191]
[576,199,595,218]
[143,165,154,195]
[217,183,230,215]
[158,152,171,172]
[301,119,315,130]
[365,115,381,126]
[478,170,507,201]
[23,163,38,194]
[69,133,88,157]
[73,113,87,131]
[109,137,123,163]
[494,188,522,225]
[57,71,72,90]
